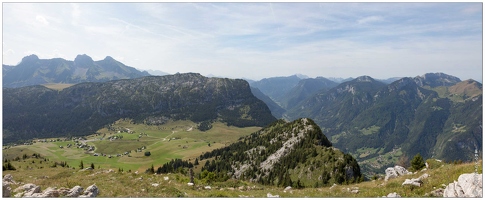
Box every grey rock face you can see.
[66,186,84,197]
[444,173,482,197]
[79,184,99,197]
[385,165,410,181]
[402,178,423,187]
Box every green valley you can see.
[3,119,261,173]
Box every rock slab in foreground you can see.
[443,173,482,197]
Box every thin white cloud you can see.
[357,15,383,24]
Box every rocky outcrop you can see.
[443,173,482,197]
[2,174,15,197]
[402,173,429,187]
[7,175,99,198]
[267,193,280,198]
[385,165,411,181]
[66,186,84,197]
[402,178,423,187]
[79,184,99,197]
[384,192,401,197]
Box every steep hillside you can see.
[250,87,286,118]
[2,54,150,88]
[3,73,276,144]
[249,75,302,105]
[193,118,363,187]
[280,77,338,110]
[287,76,386,130]
[283,73,482,175]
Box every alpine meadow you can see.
[2,2,483,198]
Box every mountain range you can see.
[2,54,150,88]
[3,54,482,177]
[250,73,482,175]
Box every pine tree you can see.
[410,153,426,172]
[79,160,84,169]
[90,163,95,169]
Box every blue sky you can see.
[2,2,483,81]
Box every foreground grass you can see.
[3,156,482,197]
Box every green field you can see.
[3,119,261,172]
[360,126,380,136]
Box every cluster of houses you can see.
[92,145,148,158]
[58,138,95,152]
[93,151,131,158]
[107,135,123,141]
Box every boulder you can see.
[152,183,160,187]
[284,186,292,191]
[394,165,410,176]
[164,176,169,181]
[23,185,41,197]
[42,187,60,197]
[267,193,279,198]
[402,178,423,187]
[3,174,15,184]
[204,186,212,190]
[3,182,11,197]
[418,173,429,181]
[14,183,38,193]
[79,184,99,197]
[66,186,84,197]
[386,192,401,197]
[58,187,70,196]
[444,173,482,197]
[187,182,194,186]
[385,165,411,181]
[444,181,464,197]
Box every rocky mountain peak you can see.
[20,54,39,63]
[103,56,115,61]
[74,54,94,67]
[414,72,461,87]
[355,76,374,82]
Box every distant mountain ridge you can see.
[3,73,276,144]
[250,72,481,176]
[281,73,481,175]
[2,54,150,88]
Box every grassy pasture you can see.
[3,120,260,173]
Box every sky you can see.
[2,2,483,81]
